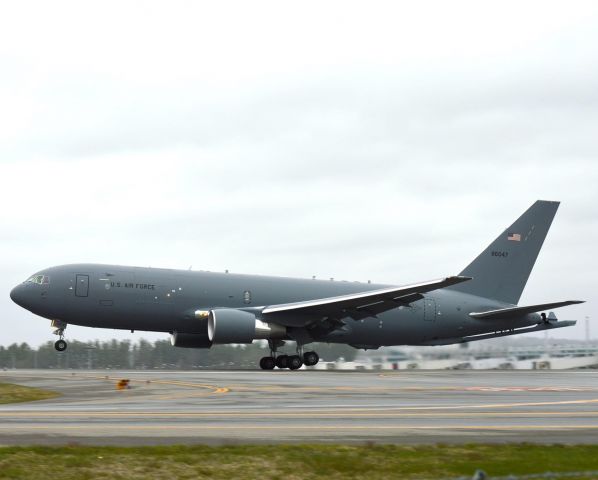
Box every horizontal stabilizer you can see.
[419,320,577,345]
[470,300,585,320]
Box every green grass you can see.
[1,444,598,479]
[0,382,60,404]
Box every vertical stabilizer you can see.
[449,200,559,305]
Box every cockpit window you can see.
[26,275,50,285]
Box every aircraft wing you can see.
[469,300,585,320]
[261,276,471,326]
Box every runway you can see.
[1,369,598,445]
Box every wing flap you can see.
[262,276,471,326]
[469,300,584,320]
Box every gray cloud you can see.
[1,1,597,346]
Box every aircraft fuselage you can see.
[10,263,539,347]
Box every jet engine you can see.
[207,309,286,344]
[170,332,213,348]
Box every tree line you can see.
[0,339,356,370]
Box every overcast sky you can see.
[1,1,597,347]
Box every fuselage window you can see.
[243,290,251,304]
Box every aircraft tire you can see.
[303,351,319,366]
[288,355,303,370]
[275,355,289,369]
[259,356,275,370]
[54,339,67,352]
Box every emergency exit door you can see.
[75,275,89,297]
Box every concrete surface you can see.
[1,369,598,445]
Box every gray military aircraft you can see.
[10,200,583,370]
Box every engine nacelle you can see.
[208,309,286,344]
[170,332,213,349]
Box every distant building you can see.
[313,339,598,370]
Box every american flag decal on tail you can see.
[507,233,521,241]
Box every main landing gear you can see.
[259,356,275,370]
[259,341,320,370]
[51,320,68,352]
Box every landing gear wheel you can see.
[288,355,303,370]
[303,351,319,366]
[54,339,67,352]
[275,355,289,369]
[259,356,275,370]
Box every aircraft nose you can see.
[10,284,26,308]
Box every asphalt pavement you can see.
[1,369,598,445]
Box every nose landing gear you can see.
[51,320,68,352]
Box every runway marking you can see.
[469,386,585,392]
[0,373,230,395]
[5,373,598,395]
[4,425,598,431]
[138,380,229,394]
[82,376,230,395]
[222,385,598,393]
[171,382,598,395]
[2,398,598,414]
[1,411,598,419]
[448,399,598,410]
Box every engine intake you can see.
[170,332,213,349]
[208,309,286,344]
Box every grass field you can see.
[1,444,598,479]
[0,382,59,404]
